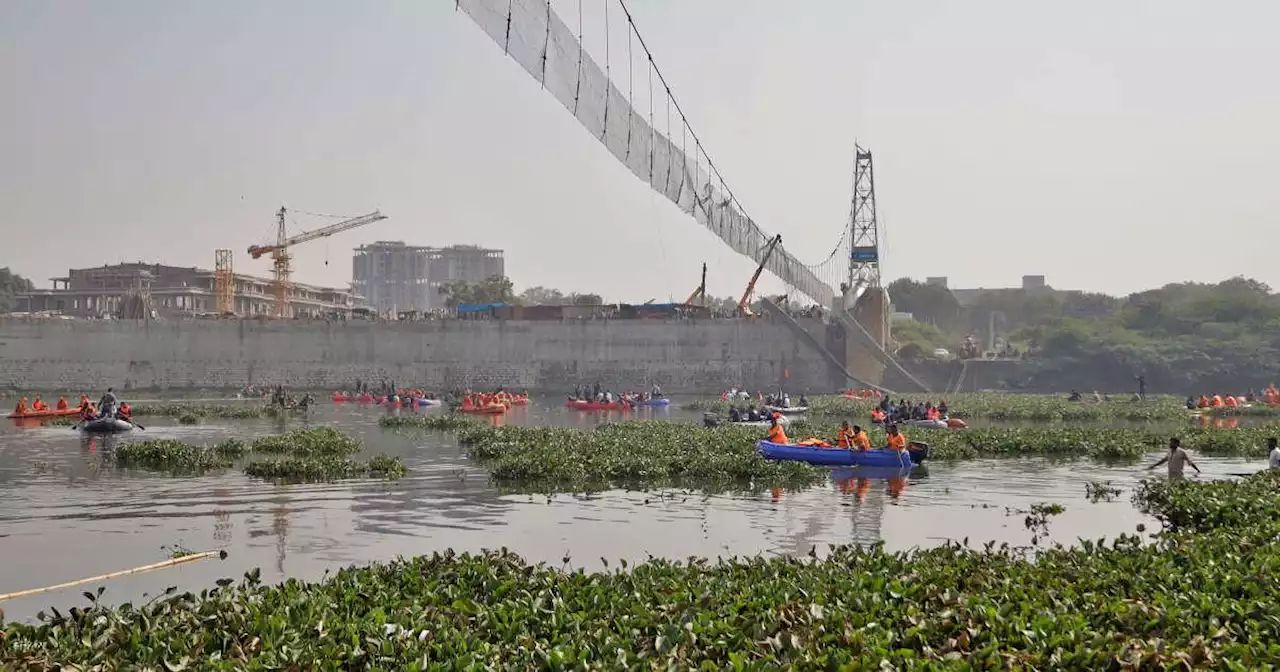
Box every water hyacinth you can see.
[107,429,402,482]
[249,427,359,457]
[766,425,1278,461]
[127,403,300,420]
[457,421,828,492]
[7,472,1280,668]
[112,439,242,474]
[379,414,484,431]
[242,455,406,482]
[687,392,1280,421]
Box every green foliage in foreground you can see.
[112,428,403,483]
[458,421,827,493]
[687,392,1280,421]
[7,474,1280,668]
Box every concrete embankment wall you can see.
[0,318,833,393]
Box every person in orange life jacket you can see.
[118,402,132,419]
[837,421,856,448]
[852,425,871,451]
[14,397,28,415]
[767,417,789,445]
[886,424,907,452]
[32,396,49,412]
[56,396,69,410]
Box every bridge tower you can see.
[843,146,890,386]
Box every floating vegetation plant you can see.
[1086,480,1124,502]
[127,404,301,420]
[249,427,359,457]
[1135,469,1280,535]
[687,393,1280,421]
[379,414,484,431]
[109,429,400,482]
[112,439,243,474]
[770,425,1278,461]
[8,471,1280,668]
[457,421,827,493]
[242,456,404,483]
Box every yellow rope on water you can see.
[0,550,228,603]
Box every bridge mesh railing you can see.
[457,0,835,309]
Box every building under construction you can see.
[15,263,357,319]
[351,242,505,314]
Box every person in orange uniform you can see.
[1197,395,1209,409]
[886,423,907,452]
[118,402,132,419]
[55,396,69,411]
[767,417,789,445]
[14,397,29,415]
[837,421,856,448]
[31,396,48,412]
[852,424,872,452]
[1211,394,1225,408]
[1224,395,1239,409]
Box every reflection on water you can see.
[0,399,1266,622]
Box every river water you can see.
[0,398,1263,622]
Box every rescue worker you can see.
[836,421,856,448]
[766,417,789,445]
[886,423,907,453]
[852,424,871,451]
[118,402,132,419]
[32,396,49,412]
[98,388,119,418]
[13,396,29,415]
[55,396,69,411]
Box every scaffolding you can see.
[214,249,234,315]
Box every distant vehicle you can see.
[932,348,951,359]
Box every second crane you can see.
[248,206,388,318]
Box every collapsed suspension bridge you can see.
[454,0,929,392]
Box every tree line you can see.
[887,275,1280,392]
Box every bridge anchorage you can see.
[455,0,929,392]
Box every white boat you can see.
[730,414,792,428]
[764,405,808,415]
[904,418,948,430]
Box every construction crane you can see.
[738,235,782,317]
[248,206,388,318]
[684,263,707,306]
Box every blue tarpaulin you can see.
[456,302,509,314]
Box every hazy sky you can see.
[2,0,1277,301]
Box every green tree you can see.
[885,278,963,332]
[518,286,566,305]
[439,275,516,309]
[0,267,34,313]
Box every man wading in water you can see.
[1147,437,1200,479]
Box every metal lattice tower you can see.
[214,249,234,315]
[847,145,882,295]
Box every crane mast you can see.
[248,206,387,318]
[738,235,783,316]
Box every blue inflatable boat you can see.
[757,441,930,468]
